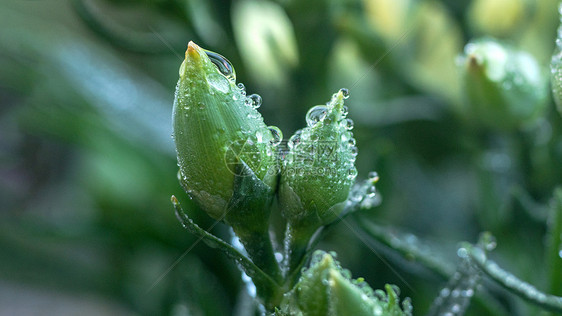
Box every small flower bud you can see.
[280,89,357,229]
[281,251,412,316]
[458,38,548,130]
[173,42,279,220]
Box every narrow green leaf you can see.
[427,252,480,316]
[172,196,281,307]
[466,244,562,313]
[355,219,455,278]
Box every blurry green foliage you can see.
[1,0,561,315]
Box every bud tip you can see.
[186,41,201,59]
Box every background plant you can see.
[1,0,561,315]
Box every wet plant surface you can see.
[1,0,562,315]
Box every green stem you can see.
[467,244,562,313]
[283,220,319,281]
[172,196,281,310]
[231,226,283,284]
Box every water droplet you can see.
[237,83,246,96]
[288,130,302,149]
[350,146,358,156]
[246,94,262,109]
[374,289,387,301]
[256,130,264,143]
[347,168,358,180]
[306,105,328,126]
[275,252,283,263]
[368,171,380,182]
[457,247,468,258]
[179,59,187,77]
[207,73,230,93]
[342,105,349,116]
[345,118,354,130]
[558,246,562,259]
[203,49,236,82]
[340,88,350,99]
[478,231,497,251]
[268,126,283,146]
[348,138,356,147]
[390,284,401,296]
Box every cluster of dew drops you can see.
[204,50,283,149]
[285,88,359,181]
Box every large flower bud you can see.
[173,42,279,220]
[280,89,357,229]
[173,42,284,281]
[458,38,548,130]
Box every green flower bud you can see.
[173,41,279,220]
[281,251,412,316]
[280,89,357,229]
[458,38,548,130]
[173,42,284,282]
[551,5,562,117]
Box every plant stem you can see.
[283,220,318,281]
[232,226,283,283]
[467,245,562,313]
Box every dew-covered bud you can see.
[458,38,548,130]
[280,89,357,229]
[173,42,284,281]
[281,251,412,316]
[173,42,279,220]
[279,89,357,272]
[551,4,562,117]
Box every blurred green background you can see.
[1,0,561,315]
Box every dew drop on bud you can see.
[256,130,264,143]
[246,94,262,109]
[288,130,302,149]
[342,105,349,116]
[207,73,230,93]
[179,59,187,77]
[268,126,283,146]
[339,88,350,99]
[350,146,358,156]
[237,83,246,96]
[347,168,358,180]
[306,105,328,126]
[345,118,354,130]
[368,171,379,183]
[203,49,236,82]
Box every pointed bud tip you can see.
[467,54,482,70]
[186,41,202,59]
